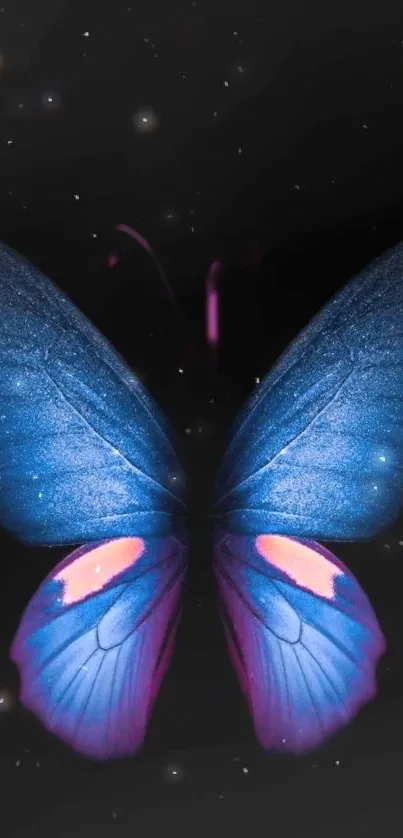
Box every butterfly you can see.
[1,240,402,760]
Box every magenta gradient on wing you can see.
[11,535,187,760]
[214,531,386,754]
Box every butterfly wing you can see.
[214,244,403,752]
[11,536,186,759]
[214,532,385,754]
[215,243,403,540]
[0,243,187,758]
[0,242,185,544]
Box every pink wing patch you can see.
[54,537,145,605]
[11,535,187,759]
[214,532,385,754]
[255,534,343,600]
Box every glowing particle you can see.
[41,90,61,111]
[83,31,90,37]
[165,763,183,781]
[73,193,80,201]
[132,107,159,133]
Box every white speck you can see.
[15,760,20,768]
[373,485,378,491]
[83,31,90,38]
[255,376,260,384]
[185,427,191,434]
[379,455,386,462]
[132,107,159,133]
[293,184,300,190]
[398,541,403,547]
[218,793,225,799]
[92,232,98,238]
[237,147,243,155]
[242,766,249,774]
[335,760,340,766]
[36,761,40,768]
[178,368,184,374]
[6,138,14,145]
[362,123,368,129]
[224,80,229,87]
[95,565,101,573]
[281,737,286,744]
[73,193,80,201]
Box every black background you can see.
[0,2,402,836]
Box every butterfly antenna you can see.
[115,223,180,313]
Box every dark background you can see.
[0,1,402,835]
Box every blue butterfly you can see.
[1,240,401,759]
